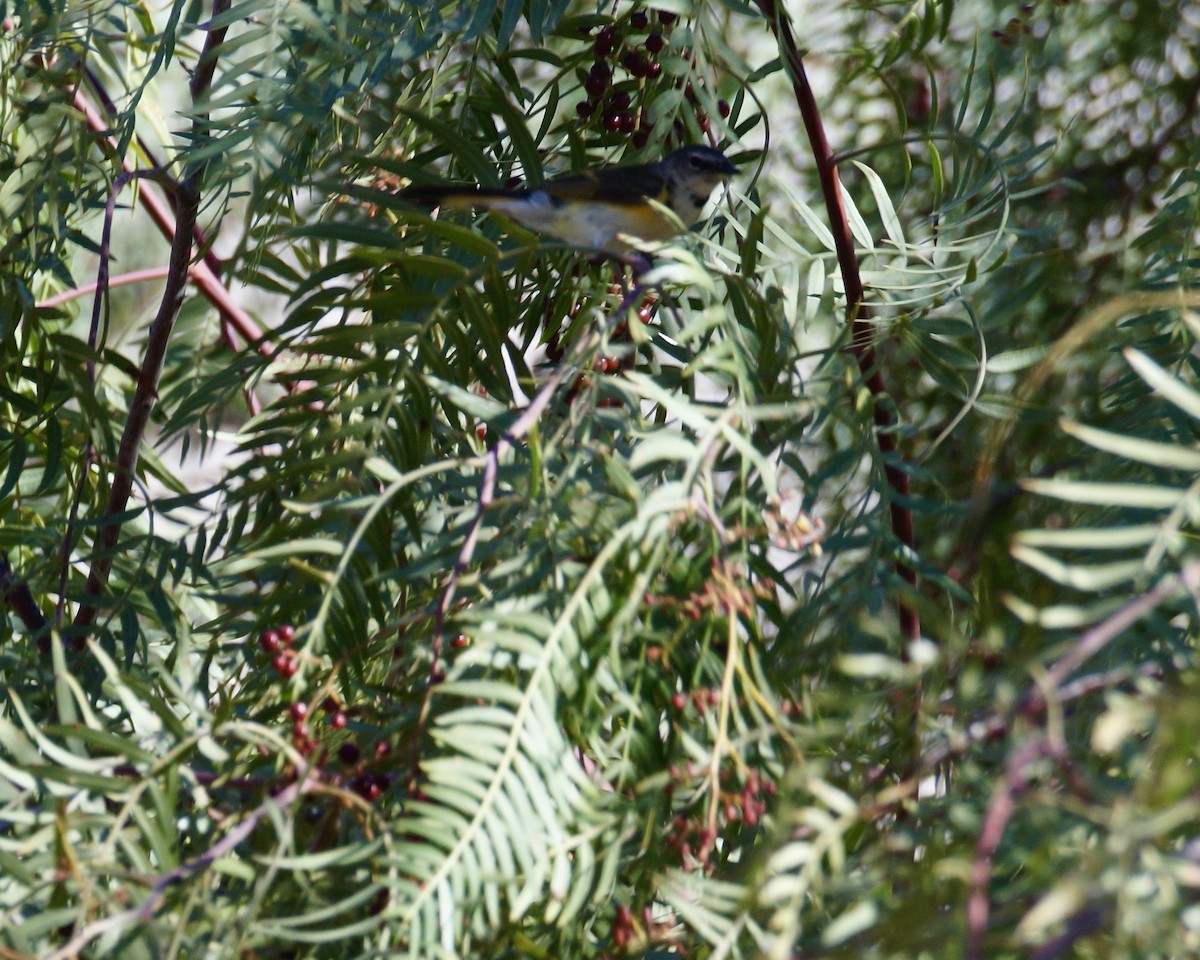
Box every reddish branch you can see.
[71,2,232,631]
[755,0,919,644]
[37,266,176,308]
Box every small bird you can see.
[399,145,737,255]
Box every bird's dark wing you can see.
[399,183,530,207]
[538,162,668,206]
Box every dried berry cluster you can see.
[991,1,1070,46]
[669,686,803,720]
[575,10,729,149]
[644,557,776,623]
[606,902,680,955]
[663,763,777,873]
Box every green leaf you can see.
[1060,420,1200,470]
[1124,347,1200,421]
[1019,478,1184,509]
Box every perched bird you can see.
[399,145,737,255]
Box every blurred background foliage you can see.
[2,0,1200,957]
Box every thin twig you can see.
[965,736,1049,959]
[1043,557,1200,690]
[36,265,179,308]
[55,166,148,627]
[432,280,648,659]
[82,64,226,281]
[1027,906,1106,960]
[0,551,47,634]
[962,558,1200,958]
[43,776,306,960]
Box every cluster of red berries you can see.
[255,622,412,806]
[577,10,676,146]
[575,11,730,149]
[285,696,396,802]
[663,765,776,871]
[283,695,351,758]
[259,623,298,676]
[343,738,394,802]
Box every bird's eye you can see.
[689,154,704,169]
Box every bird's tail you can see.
[398,185,526,210]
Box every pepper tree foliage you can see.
[2,0,1200,956]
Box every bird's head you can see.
[661,145,738,191]
[655,145,738,229]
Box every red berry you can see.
[645,31,665,54]
[331,712,348,730]
[656,10,677,26]
[277,623,296,644]
[683,81,695,100]
[365,779,382,801]
[338,742,360,765]
[290,702,308,720]
[632,129,650,148]
[603,111,625,132]
[671,691,687,710]
[594,25,616,57]
[623,51,647,76]
[585,71,609,97]
[281,659,298,678]
[293,721,308,740]
[375,740,391,759]
[718,99,731,118]
[260,630,281,653]
[576,99,595,118]
[451,634,470,649]
[608,89,632,111]
[271,652,289,673]
[645,59,662,78]
[630,10,649,29]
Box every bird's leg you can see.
[625,251,653,278]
